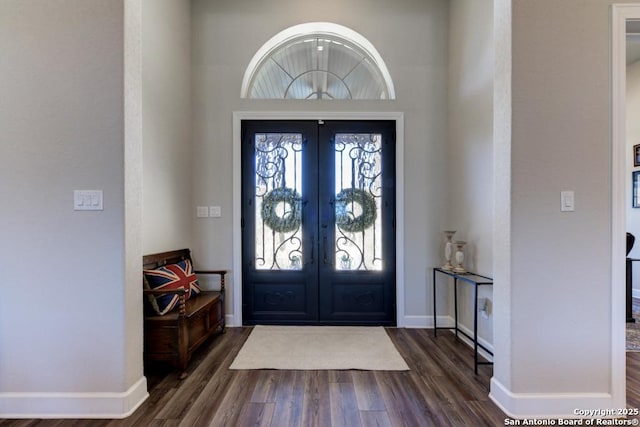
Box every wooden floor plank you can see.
[269,370,305,426]
[628,351,640,410]
[249,370,279,403]
[359,410,393,427]
[235,402,274,427]
[352,371,386,411]
[8,327,640,426]
[329,382,362,427]
[207,369,258,427]
[374,370,439,426]
[300,371,331,427]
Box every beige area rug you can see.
[229,325,410,371]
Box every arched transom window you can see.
[241,22,395,100]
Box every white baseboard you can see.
[452,321,494,362]
[0,376,148,419]
[400,315,493,360]
[401,314,454,329]
[490,377,614,419]
[633,288,640,299]
[226,313,238,327]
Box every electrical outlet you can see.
[479,298,491,319]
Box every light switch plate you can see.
[561,191,575,212]
[197,206,209,218]
[74,190,103,211]
[209,206,222,218]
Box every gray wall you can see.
[511,0,610,392]
[448,0,494,348]
[142,0,193,254]
[491,0,627,417]
[0,0,146,417]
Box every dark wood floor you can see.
[2,328,640,427]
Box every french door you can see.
[241,120,396,325]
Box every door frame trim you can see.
[232,111,405,326]
[611,3,639,412]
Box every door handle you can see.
[310,236,315,264]
[323,236,328,264]
[322,199,334,230]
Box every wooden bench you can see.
[143,249,226,377]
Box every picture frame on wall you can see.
[634,171,640,208]
[635,144,640,167]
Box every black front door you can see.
[241,120,396,325]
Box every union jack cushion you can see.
[143,259,201,315]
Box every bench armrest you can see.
[194,270,227,292]
[143,288,188,296]
[194,269,227,275]
[143,287,188,316]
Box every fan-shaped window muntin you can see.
[241,23,395,100]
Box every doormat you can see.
[229,325,410,371]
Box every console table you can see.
[432,267,494,374]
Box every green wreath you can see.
[261,187,302,233]
[335,188,377,233]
